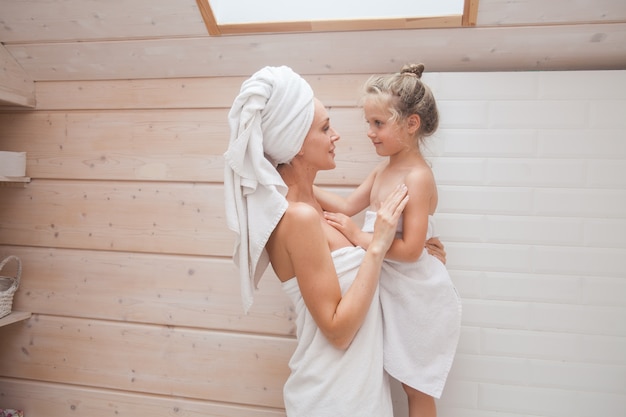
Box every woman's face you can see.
[299,98,340,171]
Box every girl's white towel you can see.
[363,211,462,398]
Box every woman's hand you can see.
[425,237,447,264]
[370,184,409,255]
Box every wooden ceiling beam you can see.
[0,44,35,107]
[9,23,625,81]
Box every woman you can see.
[224,66,443,416]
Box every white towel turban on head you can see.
[224,66,315,313]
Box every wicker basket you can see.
[0,255,22,319]
[0,409,24,417]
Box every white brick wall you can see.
[400,70,626,417]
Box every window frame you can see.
[195,0,479,36]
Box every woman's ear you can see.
[290,147,305,161]
[407,114,421,134]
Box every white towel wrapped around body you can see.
[363,211,462,398]
[281,246,393,416]
[224,66,315,313]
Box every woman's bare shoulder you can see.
[268,201,326,281]
[282,201,319,224]
[272,201,322,246]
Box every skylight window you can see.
[210,0,465,24]
[195,0,478,36]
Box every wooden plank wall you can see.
[2,69,625,417]
[0,44,35,107]
[0,74,376,416]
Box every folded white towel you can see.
[224,66,314,313]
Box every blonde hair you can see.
[362,63,439,145]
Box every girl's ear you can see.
[407,114,421,135]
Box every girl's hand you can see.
[323,212,362,244]
[425,237,447,264]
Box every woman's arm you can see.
[425,237,446,264]
[277,185,408,349]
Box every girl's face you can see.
[299,98,340,171]
[363,99,411,157]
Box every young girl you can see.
[314,63,462,417]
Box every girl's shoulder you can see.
[403,160,436,187]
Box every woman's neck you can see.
[277,162,319,207]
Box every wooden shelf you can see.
[0,311,31,327]
[0,176,30,182]
[0,176,30,188]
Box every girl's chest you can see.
[369,168,411,210]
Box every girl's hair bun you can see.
[400,63,425,79]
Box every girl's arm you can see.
[326,167,434,262]
[323,211,447,264]
[275,185,408,350]
[384,168,434,262]
[313,164,380,216]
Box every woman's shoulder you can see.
[268,202,323,281]
[275,201,321,237]
[283,201,319,222]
